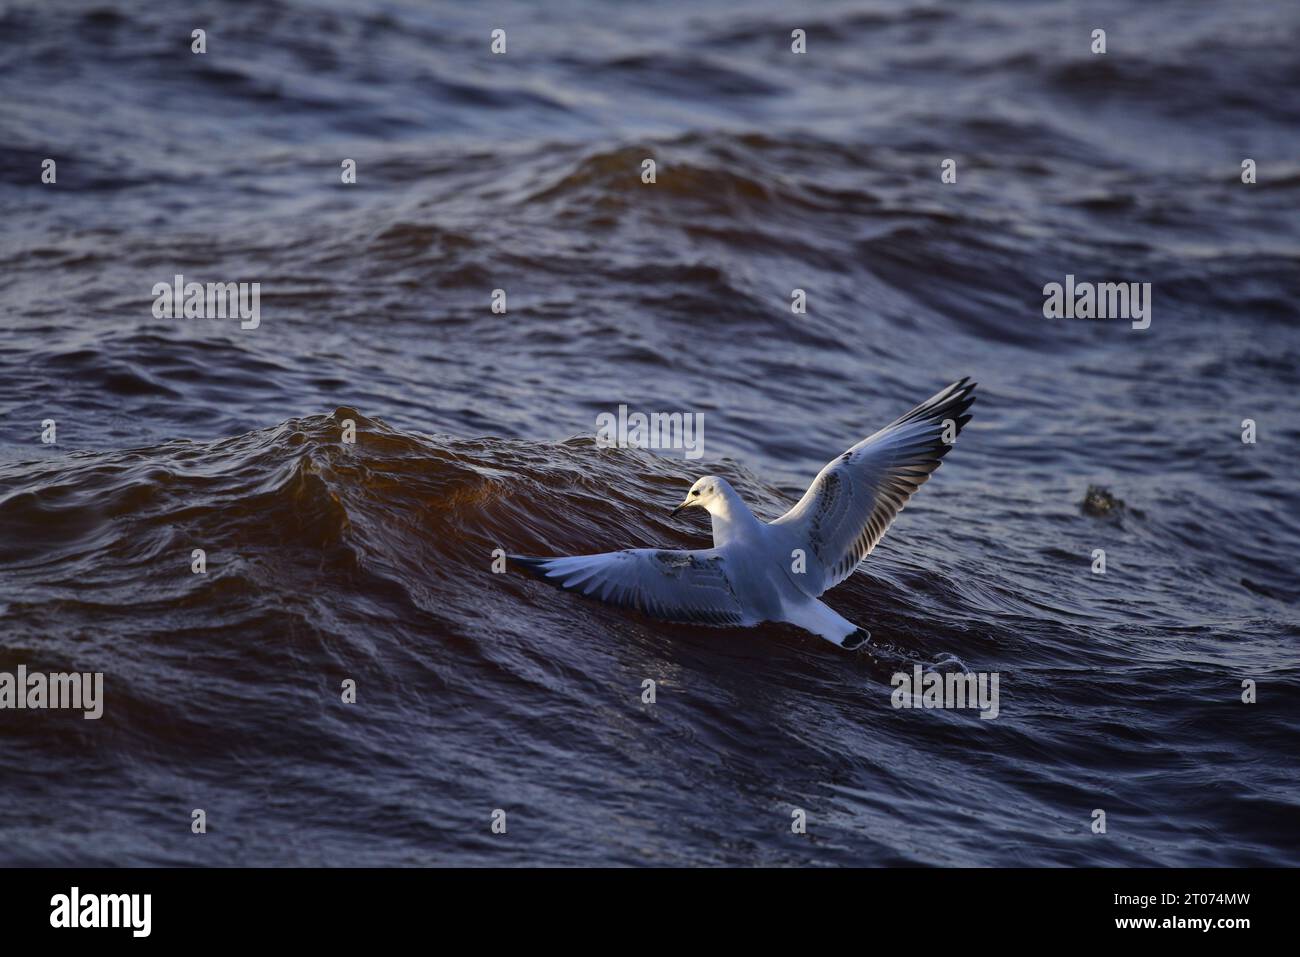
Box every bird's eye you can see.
[691,489,700,497]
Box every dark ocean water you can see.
[1,0,1298,866]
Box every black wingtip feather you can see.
[893,378,977,433]
[508,555,555,579]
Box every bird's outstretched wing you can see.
[771,377,975,596]
[510,548,750,626]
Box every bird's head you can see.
[671,475,733,518]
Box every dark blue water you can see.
[1,0,1297,866]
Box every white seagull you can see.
[513,378,975,649]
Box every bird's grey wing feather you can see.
[510,547,749,626]
[771,378,975,595]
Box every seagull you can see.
[512,378,975,649]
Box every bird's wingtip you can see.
[508,555,556,578]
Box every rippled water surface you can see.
[1,0,1298,866]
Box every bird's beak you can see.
[671,498,691,518]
